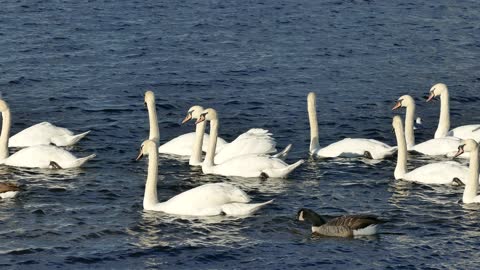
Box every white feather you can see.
[9,122,89,147]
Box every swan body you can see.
[144,92,226,157]
[297,208,384,237]
[0,183,20,199]
[197,108,303,178]
[454,140,480,204]
[136,140,273,216]
[392,115,469,185]
[0,100,95,169]
[393,94,467,157]
[8,122,90,148]
[308,92,396,159]
[427,83,480,141]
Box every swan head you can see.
[392,95,414,110]
[135,140,157,161]
[454,139,478,158]
[144,90,155,106]
[181,105,205,124]
[307,92,316,103]
[392,115,403,130]
[0,100,9,112]
[195,108,217,124]
[427,83,447,102]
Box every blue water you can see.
[1,0,480,269]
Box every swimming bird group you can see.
[2,82,479,238]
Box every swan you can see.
[308,92,396,159]
[392,115,468,185]
[135,139,273,216]
[196,108,304,178]
[426,83,480,141]
[392,94,466,157]
[296,208,385,237]
[453,139,480,204]
[8,123,90,148]
[144,91,227,156]
[0,100,95,169]
[0,182,20,199]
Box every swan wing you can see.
[158,132,227,156]
[448,125,480,141]
[316,138,394,159]
[211,155,289,178]
[4,145,91,169]
[411,137,461,156]
[8,122,74,147]
[403,161,468,184]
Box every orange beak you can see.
[135,150,144,161]
[453,147,464,158]
[392,101,402,111]
[195,115,206,124]
[426,92,435,102]
[181,114,192,124]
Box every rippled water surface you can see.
[1,0,480,269]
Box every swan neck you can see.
[308,96,320,153]
[204,119,218,167]
[464,147,479,203]
[394,123,408,179]
[144,145,159,208]
[147,101,160,144]
[189,120,206,165]
[405,103,415,149]
[435,91,450,138]
[0,109,11,160]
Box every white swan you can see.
[308,92,396,159]
[392,94,466,157]
[135,139,273,216]
[144,91,227,156]
[392,115,468,185]
[427,83,480,141]
[0,100,95,169]
[196,108,304,178]
[453,139,480,204]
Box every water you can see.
[1,0,480,268]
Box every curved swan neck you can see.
[394,121,408,179]
[0,108,11,160]
[464,146,479,203]
[190,121,206,165]
[146,100,160,145]
[144,144,159,209]
[204,118,218,167]
[435,90,450,138]
[308,93,320,153]
[405,102,416,149]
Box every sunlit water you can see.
[1,0,480,269]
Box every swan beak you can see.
[195,115,206,124]
[426,92,435,102]
[181,114,192,124]
[392,101,402,110]
[135,151,144,161]
[453,148,464,158]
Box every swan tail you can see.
[221,199,274,216]
[272,144,292,160]
[70,154,96,168]
[262,159,304,178]
[52,130,91,146]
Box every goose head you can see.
[195,108,218,124]
[392,95,414,111]
[426,83,447,102]
[144,90,155,107]
[0,100,9,112]
[454,139,478,158]
[135,140,157,161]
[296,208,326,226]
[181,105,205,124]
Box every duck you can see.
[144,91,227,156]
[426,83,480,141]
[195,108,303,178]
[392,94,465,157]
[308,92,396,159]
[392,115,469,185]
[0,182,21,199]
[135,139,273,216]
[296,208,385,237]
[453,139,480,204]
[0,99,95,169]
